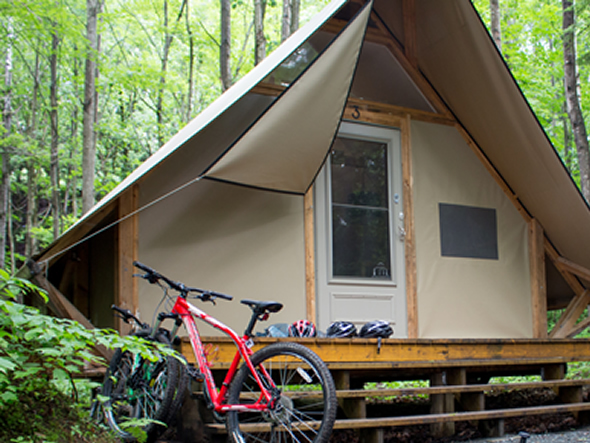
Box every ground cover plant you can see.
[0,269,174,442]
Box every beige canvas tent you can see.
[31,0,590,341]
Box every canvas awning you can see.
[202,1,372,194]
[37,0,370,263]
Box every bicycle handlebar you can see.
[133,261,233,302]
[111,304,148,328]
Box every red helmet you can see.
[288,320,317,338]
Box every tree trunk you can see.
[0,17,14,269]
[281,0,291,42]
[82,0,100,214]
[185,0,194,121]
[563,103,573,172]
[220,0,232,91]
[157,0,171,147]
[290,0,300,35]
[7,194,14,272]
[50,29,60,239]
[562,0,590,202]
[25,52,40,259]
[254,0,267,65]
[490,0,502,52]
[25,162,37,258]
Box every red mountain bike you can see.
[116,261,337,443]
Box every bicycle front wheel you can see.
[226,342,337,443]
[101,331,180,442]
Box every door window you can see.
[329,137,392,280]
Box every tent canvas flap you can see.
[203,1,373,194]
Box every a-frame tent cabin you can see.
[30,0,590,342]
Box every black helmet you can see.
[288,320,317,337]
[359,320,393,338]
[326,321,357,338]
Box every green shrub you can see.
[0,268,173,442]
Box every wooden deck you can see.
[180,337,590,442]
[180,336,590,373]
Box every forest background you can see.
[0,0,589,274]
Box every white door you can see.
[315,122,407,337]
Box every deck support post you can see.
[333,370,382,443]
[559,385,585,423]
[333,370,367,418]
[360,428,384,443]
[542,363,566,381]
[479,418,505,438]
[430,372,454,437]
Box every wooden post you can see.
[542,363,566,381]
[401,114,418,338]
[304,187,316,322]
[402,0,417,68]
[430,372,454,437]
[529,219,547,338]
[117,185,139,335]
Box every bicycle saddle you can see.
[241,299,283,314]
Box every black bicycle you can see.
[94,305,189,442]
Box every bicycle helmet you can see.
[288,320,317,337]
[359,320,393,338]
[326,321,357,338]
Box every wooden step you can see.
[336,378,590,398]
[195,378,590,400]
[206,402,590,434]
[331,402,590,430]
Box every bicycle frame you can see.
[170,296,275,413]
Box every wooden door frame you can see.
[306,119,416,336]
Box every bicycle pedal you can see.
[187,364,205,382]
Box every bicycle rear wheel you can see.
[101,330,179,442]
[226,342,337,443]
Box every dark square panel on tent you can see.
[439,203,499,260]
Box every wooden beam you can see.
[207,401,590,434]
[304,187,316,322]
[567,315,590,338]
[529,219,547,338]
[251,83,456,127]
[116,185,139,335]
[229,378,590,400]
[555,256,590,283]
[344,98,455,126]
[544,241,590,338]
[454,124,531,224]
[550,289,590,339]
[33,271,94,330]
[401,115,418,338]
[545,239,585,295]
[181,336,590,369]
[402,0,417,68]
